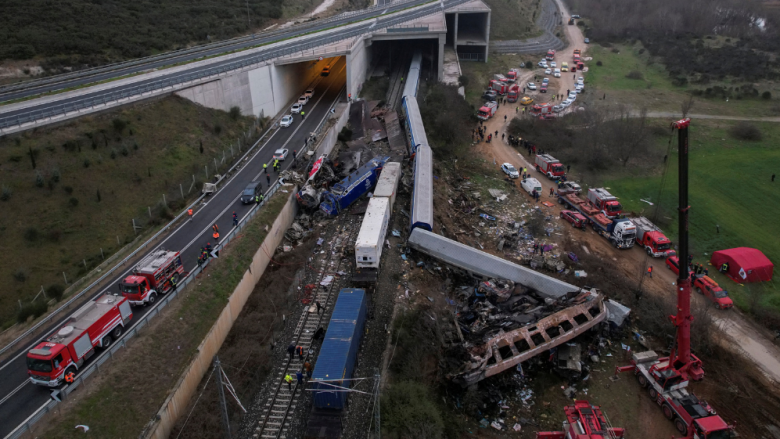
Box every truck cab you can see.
[587,188,622,218]
[506,69,518,82]
[120,275,154,305]
[477,101,498,120]
[507,85,520,102]
[27,342,74,387]
[535,154,566,179]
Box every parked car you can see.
[665,256,681,274]
[568,91,578,100]
[562,181,582,193]
[241,182,262,204]
[542,77,550,84]
[554,68,561,78]
[553,104,564,113]
[561,62,569,72]
[321,66,330,76]
[561,210,588,229]
[483,89,498,100]
[577,76,584,84]
[298,95,309,105]
[550,61,557,68]
[304,89,315,98]
[280,115,294,127]
[291,103,303,113]
[273,149,289,160]
[527,82,537,90]
[584,38,590,44]
[692,276,734,309]
[540,83,548,93]
[539,113,556,120]
[501,163,520,178]
[545,68,552,75]
[561,99,573,108]
[572,14,581,18]
[538,60,548,68]
[520,96,534,105]
[575,84,584,93]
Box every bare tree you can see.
[607,106,650,167]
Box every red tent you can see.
[710,247,774,283]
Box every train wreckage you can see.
[408,228,609,387]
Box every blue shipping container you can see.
[311,288,368,410]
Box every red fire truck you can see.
[27,294,133,387]
[506,68,519,82]
[119,249,184,306]
[477,101,498,120]
[489,79,509,95]
[546,49,556,60]
[507,84,520,102]
[535,153,566,178]
[587,188,623,218]
[537,400,625,439]
[634,216,675,257]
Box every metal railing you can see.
[0,0,472,132]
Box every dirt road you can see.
[473,2,780,384]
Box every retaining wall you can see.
[145,189,299,439]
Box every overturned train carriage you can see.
[408,228,607,387]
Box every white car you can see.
[291,103,303,113]
[280,115,294,128]
[563,181,582,193]
[527,82,537,90]
[553,105,564,113]
[304,89,314,98]
[575,84,584,93]
[561,99,573,107]
[554,68,561,78]
[577,77,584,84]
[550,61,557,68]
[538,60,548,68]
[568,91,578,100]
[298,95,309,105]
[542,77,550,84]
[501,163,520,179]
[544,68,552,75]
[273,149,289,160]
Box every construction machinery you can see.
[617,119,737,438]
[536,400,625,439]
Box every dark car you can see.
[561,210,587,229]
[321,66,330,77]
[241,182,262,204]
[482,89,498,100]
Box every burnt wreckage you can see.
[408,228,607,387]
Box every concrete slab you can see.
[442,46,462,86]
[445,0,491,12]
[371,11,447,40]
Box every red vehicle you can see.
[507,84,520,102]
[634,217,675,257]
[587,188,622,218]
[540,83,548,93]
[539,113,557,120]
[560,210,587,229]
[119,249,184,306]
[573,49,581,59]
[506,68,519,82]
[546,49,556,60]
[666,255,682,274]
[576,61,585,70]
[535,153,565,178]
[27,294,133,387]
[477,101,498,120]
[531,103,553,115]
[693,276,734,309]
[489,79,508,95]
[536,400,625,439]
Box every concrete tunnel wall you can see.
[346,36,371,101]
[176,58,336,119]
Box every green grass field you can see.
[604,120,780,312]
[0,97,255,326]
[585,43,779,117]
[482,0,543,41]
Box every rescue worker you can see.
[170,276,177,292]
[212,230,219,240]
[65,371,75,384]
[263,163,267,172]
[300,110,305,120]
[255,194,261,204]
[205,242,212,255]
[292,150,297,160]
[285,374,293,391]
[315,300,322,314]
[188,208,193,221]
[296,370,304,386]
[304,361,313,378]
[401,77,404,83]
[197,254,203,268]
[721,262,729,273]
[287,344,296,360]
[232,211,238,227]
[296,345,304,361]
[647,265,653,278]
[266,174,271,185]
[549,187,555,197]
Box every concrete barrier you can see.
[314,101,351,157]
[144,189,299,439]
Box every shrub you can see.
[382,381,444,439]
[638,48,645,54]
[133,142,139,150]
[48,284,65,302]
[17,301,48,323]
[1,185,11,201]
[110,149,117,159]
[625,70,643,80]
[48,229,61,242]
[762,91,772,100]
[83,158,90,168]
[229,106,241,120]
[24,227,39,242]
[458,75,469,86]
[52,168,61,182]
[596,60,603,66]
[121,145,129,156]
[13,268,29,282]
[64,185,73,194]
[728,122,762,141]
[213,124,222,135]
[9,155,22,163]
[34,171,44,187]
[69,197,79,207]
[96,189,101,202]
[112,118,127,133]
[611,48,620,53]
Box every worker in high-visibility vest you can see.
[647,265,653,278]
[65,371,75,384]
[284,374,293,391]
[188,208,193,221]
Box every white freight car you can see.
[373,162,401,210]
[355,197,391,270]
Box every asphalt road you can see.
[0,59,347,438]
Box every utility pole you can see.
[214,357,232,439]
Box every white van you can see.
[521,177,542,196]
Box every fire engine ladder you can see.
[600,409,620,439]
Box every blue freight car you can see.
[310,288,368,410]
[319,156,389,216]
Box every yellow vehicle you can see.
[561,62,569,72]
[520,96,534,105]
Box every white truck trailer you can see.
[373,162,400,210]
[354,197,391,283]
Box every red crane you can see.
[616,119,736,438]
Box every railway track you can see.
[385,52,411,110]
[254,220,360,439]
